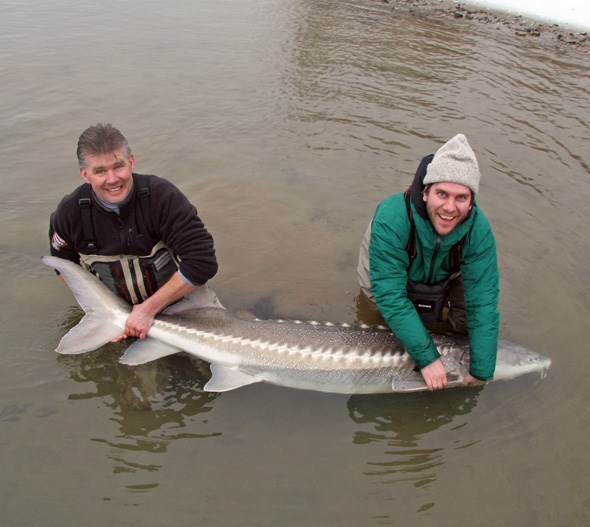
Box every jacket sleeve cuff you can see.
[177,269,195,286]
[470,371,492,382]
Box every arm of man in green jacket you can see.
[458,213,500,382]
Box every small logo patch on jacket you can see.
[51,232,68,251]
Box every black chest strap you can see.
[78,185,96,254]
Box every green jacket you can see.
[369,191,500,381]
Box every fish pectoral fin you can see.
[446,373,463,387]
[119,337,182,366]
[204,364,262,392]
[391,378,428,392]
[56,316,122,354]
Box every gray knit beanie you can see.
[423,134,481,194]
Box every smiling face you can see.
[79,148,135,205]
[423,182,473,236]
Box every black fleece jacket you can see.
[49,173,218,285]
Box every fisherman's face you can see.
[423,182,473,236]
[79,148,135,205]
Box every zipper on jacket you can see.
[428,236,441,283]
[117,218,131,254]
[127,227,134,253]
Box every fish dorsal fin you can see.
[204,364,262,392]
[162,284,224,315]
[119,337,182,366]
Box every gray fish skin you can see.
[42,256,551,394]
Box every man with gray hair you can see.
[49,123,218,341]
[357,134,500,391]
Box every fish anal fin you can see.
[120,337,182,366]
[204,364,262,392]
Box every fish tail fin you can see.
[56,315,122,354]
[42,256,129,354]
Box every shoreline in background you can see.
[384,0,588,52]
[466,0,590,31]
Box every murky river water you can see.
[1,0,589,525]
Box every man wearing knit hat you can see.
[357,134,500,391]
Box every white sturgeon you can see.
[42,256,551,393]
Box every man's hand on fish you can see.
[113,303,156,341]
[421,358,448,391]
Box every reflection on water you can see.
[56,308,219,490]
[348,389,481,488]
